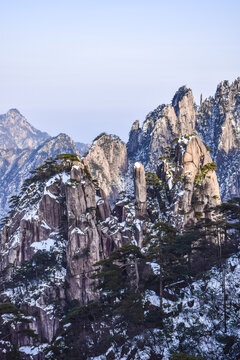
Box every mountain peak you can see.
[0,109,49,151]
[7,108,22,116]
[172,85,193,114]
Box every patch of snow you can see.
[41,221,51,230]
[61,172,71,183]
[63,323,71,329]
[146,262,160,275]
[30,239,55,252]
[44,188,57,199]
[167,176,173,190]
[19,346,39,355]
[134,162,141,169]
[71,227,85,235]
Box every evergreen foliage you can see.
[0,302,37,358]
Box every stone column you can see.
[133,162,147,218]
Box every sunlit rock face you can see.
[127,79,240,201]
[133,162,147,218]
[86,133,128,204]
[155,135,221,231]
[127,86,196,171]
[196,78,240,200]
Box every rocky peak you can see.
[43,133,79,157]
[156,135,221,230]
[127,84,197,172]
[0,108,49,150]
[127,120,140,156]
[86,133,128,203]
[126,78,240,202]
[215,79,231,101]
[172,86,192,113]
[75,141,90,155]
[196,78,240,200]
[6,108,21,116]
[171,86,196,135]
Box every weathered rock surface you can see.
[0,143,222,357]
[86,134,128,203]
[157,135,221,229]
[0,160,139,351]
[133,162,147,218]
[196,78,240,200]
[127,79,240,201]
[127,86,196,170]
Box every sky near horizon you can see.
[0,0,239,143]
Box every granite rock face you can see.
[157,135,221,230]
[127,86,196,170]
[196,78,240,200]
[86,134,128,203]
[127,79,240,201]
[133,162,147,218]
[0,160,139,351]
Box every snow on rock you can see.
[146,262,160,275]
[19,346,39,356]
[144,290,160,307]
[134,162,141,169]
[30,239,56,252]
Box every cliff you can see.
[155,135,221,230]
[127,78,240,201]
[86,133,128,203]
[0,156,143,356]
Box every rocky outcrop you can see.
[177,136,220,227]
[127,86,196,170]
[0,143,223,357]
[157,135,221,229]
[127,79,240,201]
[86,134,128,203]
[65,163,102,304]
[127,120,141,156]
[0,159,138,351]
[196,78,240,200]
[133,162,147,218]
[172,86,196,135]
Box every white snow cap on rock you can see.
[134,162,141,169]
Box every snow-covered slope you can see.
[89,251,240,360]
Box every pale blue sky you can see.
[0,0,239,143]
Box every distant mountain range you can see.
[0,109,90,218]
